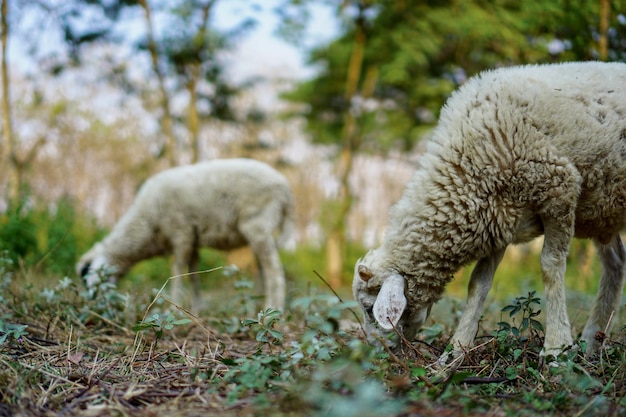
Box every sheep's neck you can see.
[381,174,495,305]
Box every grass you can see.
[1,255,626,416]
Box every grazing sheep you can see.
[353,61,626,364]
[77,158,295,310]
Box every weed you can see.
[0,317,28,345]
[242,308,284,347]
[0,250,13,304]
[496,290,544,349]
[133,312,192,339]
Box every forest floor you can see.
[1,267,625,417]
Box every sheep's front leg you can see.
[188,246,202,311]
[439,249,505,366]
[581,235,626,354]
[539,217,575,357]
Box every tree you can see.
[137,0,177,166]
[1,0,133,201]
[325,1,375,289]
[1,0,16,198]
[134,0,256,164]
[278,0,378,288]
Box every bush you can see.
[0,196,105,276]
[0,198,38,267]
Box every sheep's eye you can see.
[365,305,374,317]
[366,286,380,296]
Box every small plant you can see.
[133,312,192,339]
[0,316,28,345]
[0,250,13,304]
[242,308,284,348]
[78,278,129,322]
[497,290,544,341]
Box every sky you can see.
[212,0,340,82]
[9,0,340,85]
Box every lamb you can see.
[353,61,626,365]
[77,158,296,310]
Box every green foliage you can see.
[282,0,626,152]
[221,293,386,409]
[497,290,544,340]
[0,319,28,346]
[0,196,105,277]
[242,308,284,346]
[43,198,80,275]
[0,198,38,266]
[133,313,192,339]
[282,241,369,290]
[0,252,29,346]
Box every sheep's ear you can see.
[373,274,406,330]
[358,264,373,282]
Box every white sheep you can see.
[353,61,626,365]
[77,158,296,310]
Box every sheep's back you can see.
[387,62,626,273]
[133,159,291,248]
[433,62,626,234]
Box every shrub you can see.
[0,198,38,266]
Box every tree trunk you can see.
[325,7,367,289]
[137,0,177,166]
[187,2,213,164]
[1,0,18,200]
[187,64,200,163]
[598,0,610,61]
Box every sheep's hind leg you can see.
[240,224,285,310]
[249,236,285,310]
[438,249,505,368]
[581,235,626,354]
[239,206,287,310]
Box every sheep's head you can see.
[353,250,431,349]
[76,243,118,288]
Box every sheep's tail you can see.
[276,189,296,249]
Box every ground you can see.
[1,272,625,416]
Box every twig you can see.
[377,334,436,389]
[387,316,431,362]
[312,270,345,303]
[33,231,68,271]
[312,270,364,328]
[13,361,87,388]
[162,296,217,337]
[60,356,123,415]
[86,310,133,336]
[141,266,223,323]
[604,310,615,334]
[461,376,510,385]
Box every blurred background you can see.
[0,0,624,306]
